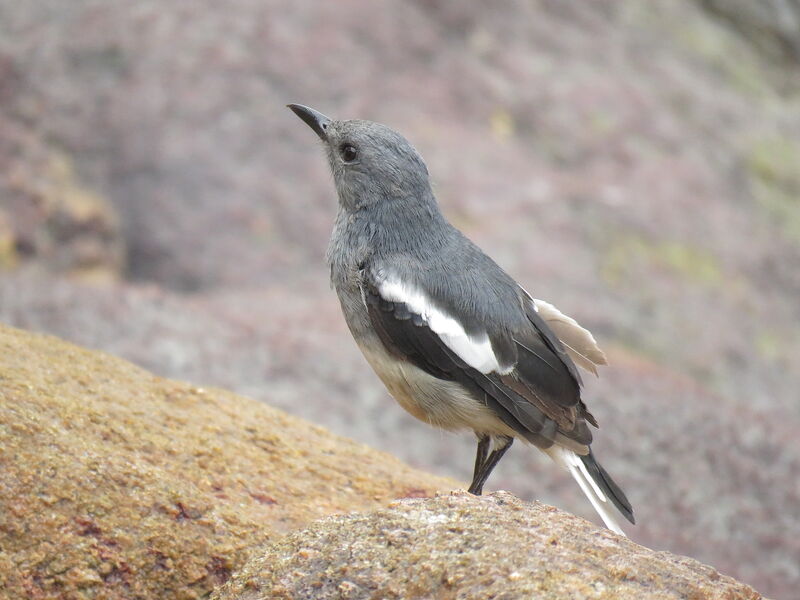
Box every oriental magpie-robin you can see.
[288,104,634,535]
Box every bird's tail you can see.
[545,446,635,536]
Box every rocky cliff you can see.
[0,326,764,599]
[214,492,761,600]
[0,1,798,596]
[0,324,452,599]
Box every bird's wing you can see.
[530,298,607,377]
[362,268,595,451]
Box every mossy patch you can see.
[212,492,762,600]
[489,107,515,141]
[602,234,724,289]
[0,324,454,599]
[656,4,772,98]
[746,135,800,243]
[0,119,125,281]
[0,213,18,269]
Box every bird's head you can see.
[288,104,432,212]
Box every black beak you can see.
[287,104,332,141]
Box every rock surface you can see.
[0,116,123,281]
[3,270,799,598]
[697,0,800,64]
[1,1,799,597]
[212,491,761,600]
[0,324,454,599]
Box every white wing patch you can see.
[379,278,510,374]
[532,298,607,376]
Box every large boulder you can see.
[697,0,800,64]
[0,65,123,282]
[212,491,762,600]
[3,273,798,597]
[0,324,454,599]
[1,1,799,596]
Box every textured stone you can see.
[0,114,124,281]
[0,324,454,599]
[213,491,762,600]
[0,1,799,597]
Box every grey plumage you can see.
[288,104,634,534]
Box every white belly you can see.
[358,339,517,438]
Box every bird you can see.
[288,103,635,535]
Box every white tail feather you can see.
[576,456,606,501]
[545,446,626,536]
[532,299,607,376]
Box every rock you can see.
[0,114,124,281]
[697,0,800,64]
[3,272,798,597]
[0,324,454,599]
[1,1,799,597]
[212,491,762,600]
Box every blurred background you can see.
[1,1,798,597]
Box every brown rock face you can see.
[0,116,124,281]
[0,324,453,599]
[697,0,800,64]
[212,491,762,600]
[1,2,799,596]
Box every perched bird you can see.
[288,104,635,535]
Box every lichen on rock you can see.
[0,115,125,282]
[0,324,453,599]
[212,491,762,600]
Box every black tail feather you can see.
[580,449,635,525]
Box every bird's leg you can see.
[467,436,514,496]
[470,434,491,490]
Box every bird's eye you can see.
[340,144,358,163]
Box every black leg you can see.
[468,436,513,496]
[471,435,490,486]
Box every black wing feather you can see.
[363,277,580,448]
[365,293,456,381]
[524,299,584,387]
[362,271,630,523]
